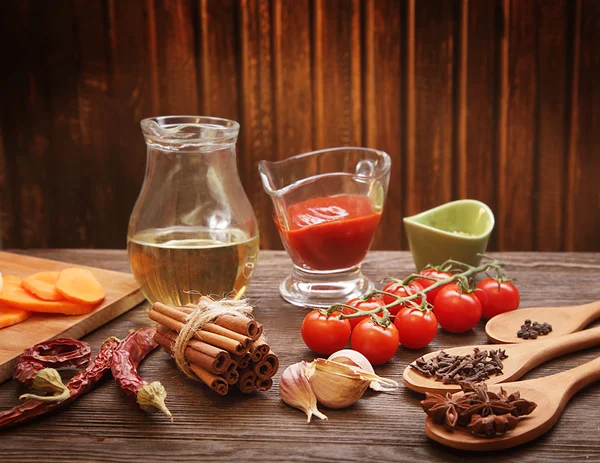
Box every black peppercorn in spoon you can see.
[424,355,600,451]
[485,300,600,344]
[403,325,600,395]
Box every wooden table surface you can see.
[2,250,600,463]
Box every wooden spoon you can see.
[485,300,600,344]
[424,355,600,451]
[403,325,600,394]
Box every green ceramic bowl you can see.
[403,200,495,271]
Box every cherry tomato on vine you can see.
[301,310,351,355]
[351,319,399,365]
[381,281,423,315]
[393,307,438,349]
[433,284,482,333]
[415,268,454,304]
[342,297,385,330]
[475,278,520,320]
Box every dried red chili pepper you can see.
[13,338,91,387]
[111,326,171,419]
[0,336,120,430]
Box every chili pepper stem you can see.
[137,381,172,421]
[19,368,71,403]
[18,368,70,403]
[19,388,70,403]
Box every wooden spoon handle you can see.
[545,356,600,399]
[580,300,600,320]
[527,326,600,368]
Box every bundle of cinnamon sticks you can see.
[149,302,278,395]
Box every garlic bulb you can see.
[305,358,370,409]
[327,349,398,392]
[279,361,327,422]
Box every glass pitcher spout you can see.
[128,116,259,306]
[258,147,391,308]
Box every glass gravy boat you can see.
[259,147,391,308]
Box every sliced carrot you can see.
[0,306,31,329]
[21,271,64,301]
[0,284,94,315]
[55,268,106,305]
[3,275,22,286]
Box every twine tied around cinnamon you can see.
[173,296,254,380]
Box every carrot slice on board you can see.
[55,268,106,305]
[0,306,31,329]
[21,271,64,301]
[0,284,95,315]
[2,275,22,286]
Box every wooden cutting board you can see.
[0,251,145,383]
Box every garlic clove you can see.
[279,361,327,422]
[327,350,399,392]
[305,358,370,409]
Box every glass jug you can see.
[259,147,391,308]
[128,116,259,306]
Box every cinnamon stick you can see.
[149,310,247,354]
[262,350,279,376]
[179,305,261,340]
[224,363,239,385]
[189,364,228,396]
[249,336,270,362]
[154,303,252,350]
[255,378,273,391]
[154,331,228,394]
[238,369,257,394]
[252,359,274,380]
[200,324,252,349]
[156,325,231,371]
[231,352,251,369]
[216,314,261,340]
[154,330,229,375]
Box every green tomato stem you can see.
[334,258,505,320]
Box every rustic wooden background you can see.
[1,0,598,252]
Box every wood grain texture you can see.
[271,0,313,250]
[498,0,537,251]
[457,0,500,249]
[154,0,198,114]
[313,0,362,148]
[405,0,456,217]
[107,0,158,242]
[565,0,600,251]
[0,1,599,252]
[0,251,143,383]
[74,0,113,249]
[198,0,240,118]
[44,0,88,248]
[534,0,569,251]
[0,249,599,462]
[364,0,404,249]
[2,0,53,249]
[239,0,276,250]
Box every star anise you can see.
[420,392,471,430]
[467,413,520,437]
[457,382,515,424]
[487,387,537,417]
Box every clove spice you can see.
[410,348,508,384]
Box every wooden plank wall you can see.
[0,0,598,252]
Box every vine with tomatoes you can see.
[300,256,520,365]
